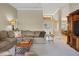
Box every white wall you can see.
[52,9,60,32]
[60,4,70,31]
[69,3,79,13]
[17,10,44,31]
[52,4,70,31]
[0,3,17,30]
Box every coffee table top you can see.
[16,40,32,47]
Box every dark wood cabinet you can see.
[67,9,79,51]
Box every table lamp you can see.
[9,19,16,31]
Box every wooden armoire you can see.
[67,9,79,51]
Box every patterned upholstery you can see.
[0,31,16,53]
[0,31,8,39]
[7,31,15,38]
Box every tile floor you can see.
[9,33,79,56]
[30,33,79,56]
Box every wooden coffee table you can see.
[16,40,32,47]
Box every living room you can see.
[0,3,79,56]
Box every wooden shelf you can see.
[67,9,79,51]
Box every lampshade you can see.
[9,19,16,25]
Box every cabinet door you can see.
[76,38,79,51]
[72,36,76,49]
[69,36,73,46]
[69,35,76,48]
[67,35,70,44]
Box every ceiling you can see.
[10,3,68,10]
[10,3,69,15]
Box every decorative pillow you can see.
[39,31,46,38]
[34,31,40,37]
[7,31,15,38]
[0,31,8,39]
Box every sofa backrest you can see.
[21,30,34,37]
[21,30,46,38]
[0,31,15,39]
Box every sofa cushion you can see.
[5,38,16,43]
[23,37,33,40]
[7,31,15,38]
[0,51,11,56]
[33,38,46,44]
[0,31,8,39]
[0,40,9,48]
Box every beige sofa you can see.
[0,31,16,53]
[21,30,46,44]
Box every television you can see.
[73,19,79,36]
